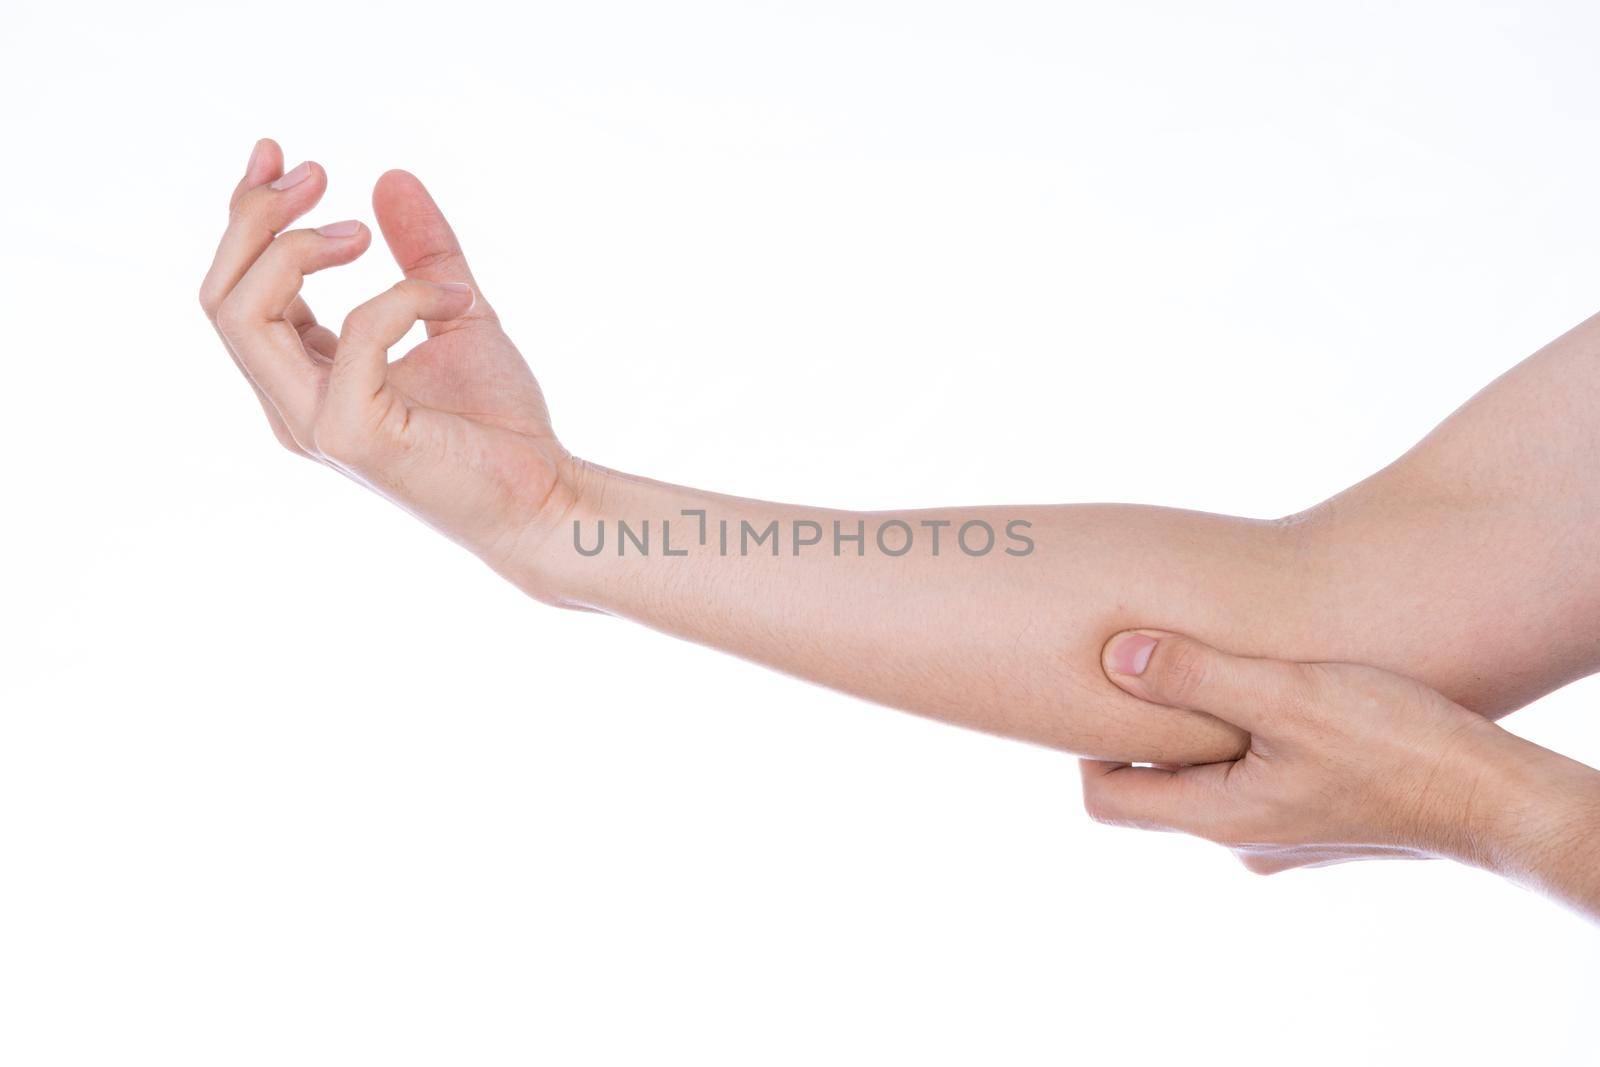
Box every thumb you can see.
[1101,630,1309,735]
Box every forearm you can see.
[514,474,1581,764]
[523,470,1286,761]
[502,316,1600,764]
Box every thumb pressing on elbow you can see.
[1099,629,1305,738]
[1076,629,1281,839]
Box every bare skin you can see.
[201,139,1600,764]
[1082,630,1600,923]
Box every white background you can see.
[3,1,1598,1063]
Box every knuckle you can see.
[1237,852,1281,877]
[1293,660,1334,692]
[406,248,464,273]
[1080,783,1124,827]
[340,306,380,348]
[198,280,224,317]
[1158,640,1211,705]
[244,228,318,281]
[221,206,275,255]
[390,279,433,312]
[1285,663,1337,719]
[341,287,410,346]
[1082,794,1116,826]
[228,185,275,226]
[1082,791,1155,831]
[214,293,249,337]
[265,227,317,263]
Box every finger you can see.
[216,222,372,427]
[372,169,498,332]
[1078,759,1233,836]
[229,138,281,211]
[1237,851,1302,876]
[1100,630,1311,735]
[1234,844,1431,875]
[201,141,316,455]
[285,297,339,361]
[199,145,329,320]
[323,279,477,436]
[204,141,299,447]
[303,325,340,361]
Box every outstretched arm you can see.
[201,141,1600,763]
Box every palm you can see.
[388,323,551,438]
[362,320,570,563]
[387,324,569,550]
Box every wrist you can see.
[1448,729,1600,880]
[488,454,616,608]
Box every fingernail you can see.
[427,281,476,311]
[270,162,313,190]
[1107,632,1157,676]
[315,220,362,238]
